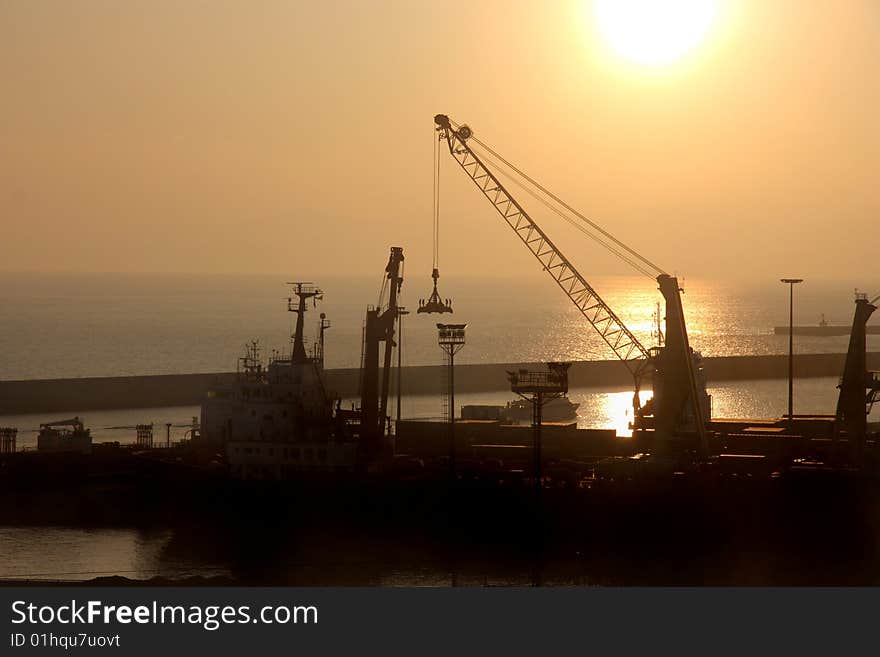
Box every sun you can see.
[594,0,720,67]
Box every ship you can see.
[200,248,407,480]
[774,314,880,336]
[200,283,356,480]
[461,396,580,423]
[506,396,579,421]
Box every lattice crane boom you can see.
[434,114,652,382]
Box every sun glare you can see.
[594,0,720,66]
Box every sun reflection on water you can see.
[573,388,653,437]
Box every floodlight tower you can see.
[780,278,803,427]
[508,362,571,493]
[396,307,410,429]
[437,323,467,478]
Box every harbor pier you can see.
[1,352,876,416]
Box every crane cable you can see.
[432,128,441,271]
[472,133,666,277]
[474,145,658,280]
[377,270,388,309]
[448,118,668,278]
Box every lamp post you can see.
[437,323,466,480]
[508,363,570,496]
[396,307,409,428]
[780,278,803,427]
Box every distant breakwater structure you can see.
[1,352,877,416]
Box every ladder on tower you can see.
[440,352,450,422]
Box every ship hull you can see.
[773,326,880,336]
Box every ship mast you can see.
[287,282,323,363]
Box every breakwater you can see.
[1,352,876,416]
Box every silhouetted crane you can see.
[433,113,709,456]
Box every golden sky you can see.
[1,1,878,282]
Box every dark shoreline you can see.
[1,352,876,416]
[3,475,879,586]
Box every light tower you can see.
[396,307,410,429]
[437,323,466,478]
[780,278,803,427]
[508,362,570,493]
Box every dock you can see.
[2,352,877,416]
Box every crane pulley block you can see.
[417,268,453,314]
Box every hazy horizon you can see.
[2,1,879,283]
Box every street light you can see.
[437,323,467,479]
[780,278,803,427]
[395,307,409,428]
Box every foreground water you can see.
[0,525,599,585]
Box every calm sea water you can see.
[1,272,878,583]
[0,525,593,585]
[1,272,877,380]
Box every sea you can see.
[1,271,879,583]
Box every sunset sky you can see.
[2,1,878,282]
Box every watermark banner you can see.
[0,587,876,655]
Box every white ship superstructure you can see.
[201,284,357,480]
